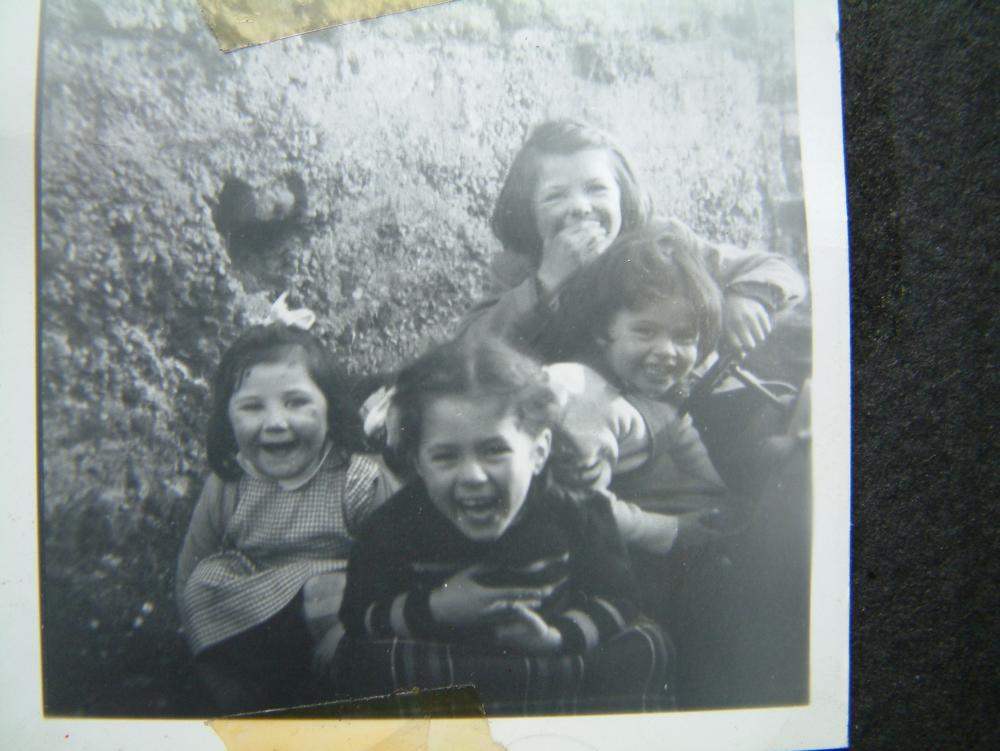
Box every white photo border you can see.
[2,1,849,748]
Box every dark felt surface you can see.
[840,2,1000,749]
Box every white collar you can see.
[235,442,334,491]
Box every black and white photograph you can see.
[9,0,849,747]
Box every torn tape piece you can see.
[209,685,506,750]
[197,0,453,52]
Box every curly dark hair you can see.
[543,219,724,366]
[491,119,652,262]
[205,324,365,480]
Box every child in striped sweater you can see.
[334,337,671,714]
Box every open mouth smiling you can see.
[559,216,607,235]
[640,361,680,384]
[259,440,298,457]
[456,495,503,522]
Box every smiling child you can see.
[462,119,804,356]
[176,316,391,713]
[333,338,672,714]
[544,221,737,525]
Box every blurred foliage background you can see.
[38,0,806,715]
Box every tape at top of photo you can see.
[197,0,453,52]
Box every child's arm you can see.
[662,411,731,502]
[495,492,642,656]
[611,495,735,554]
[659,216,806,349]
[547,362,651,477]
[307,455,400,655]
[338,502,413,638]
[458,251,555,350]
[344,561,555,642]
[342,453,402,536]
[617,407,730,511]
[605,493,681,554]
[175,475,235,599]
[616,407,746,549]
[552,494,642,652]
[667,413,753,537]
[547,363,684,554]
[340,499,553,642]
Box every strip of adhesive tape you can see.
[197,0,452,51]
[208,686,507,750]
[210,717,505,751]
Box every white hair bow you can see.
[361,385,400,448]
[258,291,316,330]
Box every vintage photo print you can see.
[12,0,848,748]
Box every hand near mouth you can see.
[536,220,611,294]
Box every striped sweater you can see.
[339,479,641,654]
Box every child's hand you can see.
[302,571,347,641]
[312,620,346,676]
[675,510,723,549]
[536,220,611,293]
[494,603,563,655]
[675,506,755,547]
[723,294,774,351]
[549,437,615,495]
[428,565,555,628]
[545,362,649,496]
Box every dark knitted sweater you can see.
[340,479,640,654]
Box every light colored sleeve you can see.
[663,216,807,311]
[175,474,231,600]
[604,492,681,555]
[546,362,651,474]
[343,453,400,536]
[607,390,652,473]
[311,456,403,659]
[664,411,729,496]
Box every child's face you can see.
[228,357,328,482]
[531,149,622,254]
[415,395,551,542]
[599,296,700,399]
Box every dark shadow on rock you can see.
[208,173,309,289]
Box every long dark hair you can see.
[205,324,364,480]
[491,119,652,262]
